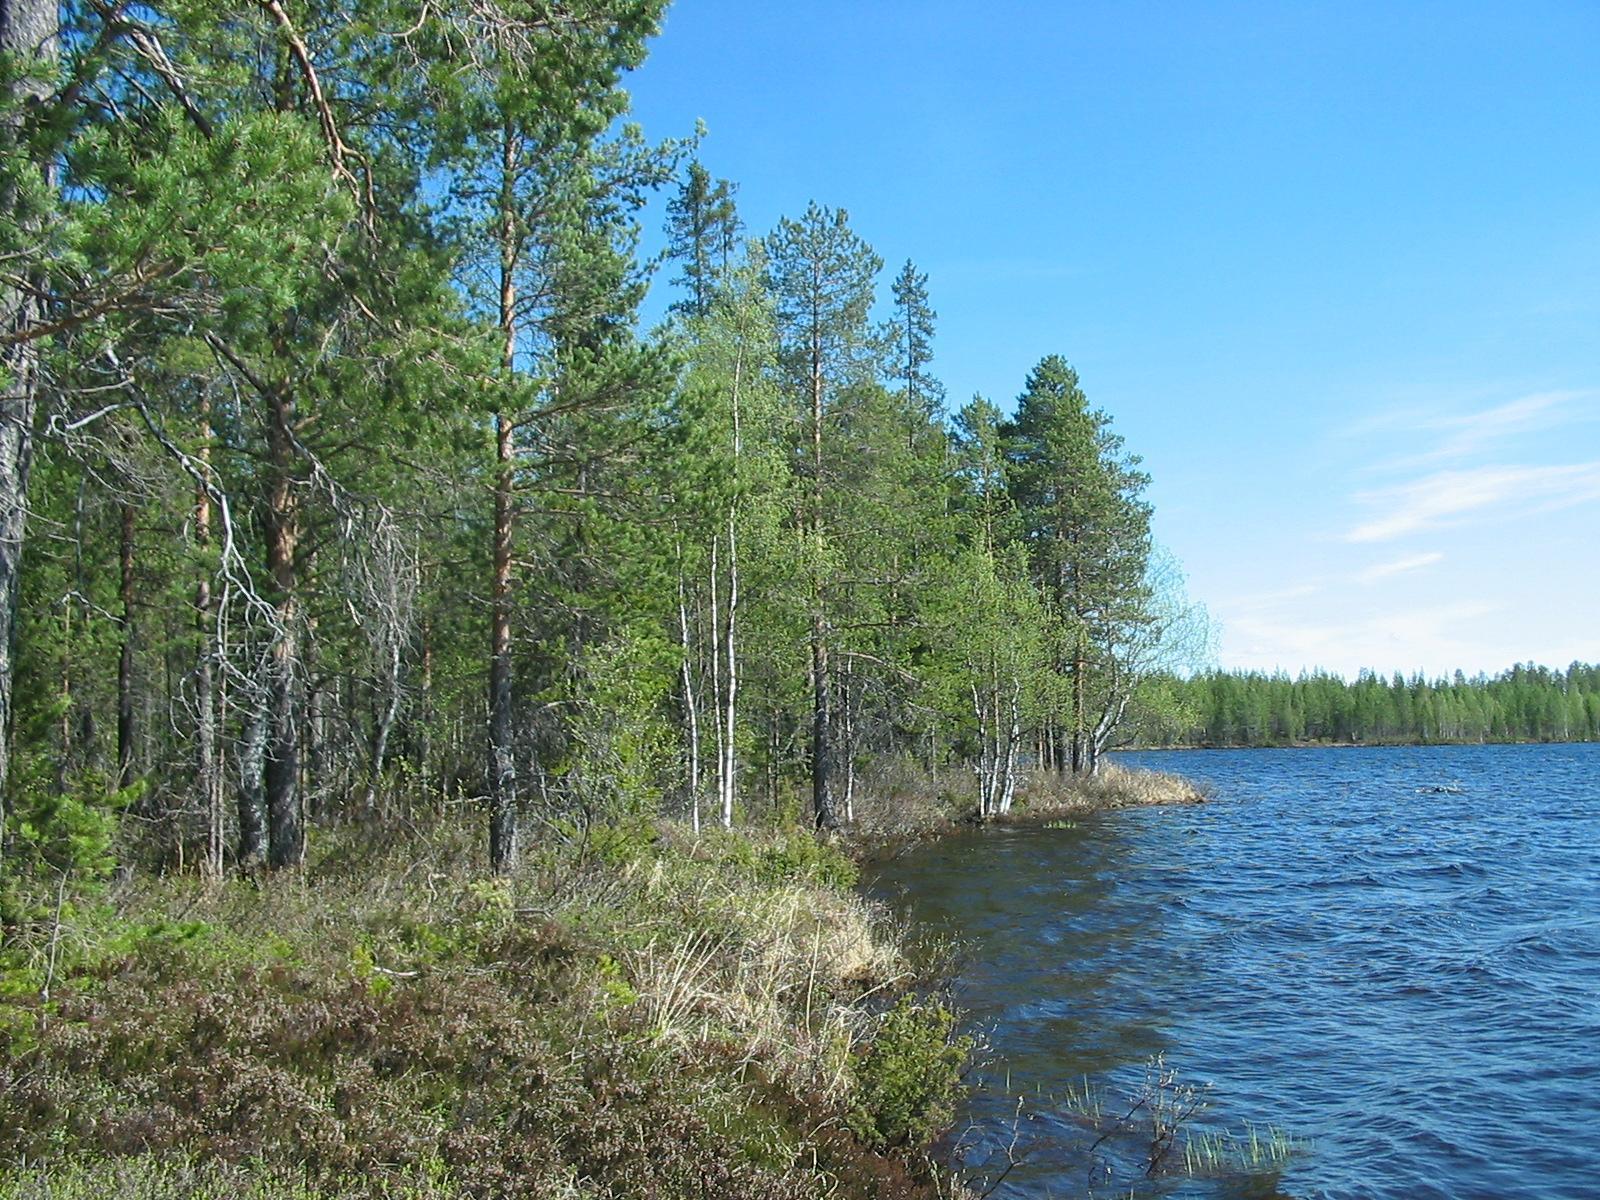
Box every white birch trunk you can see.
[971,681,992,818]
[707,534,723,828]
[718,326,747,828]
[720,511,738,828]
[676,555,701,834]
[999,676,1022,814]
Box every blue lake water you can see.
[865,745,1600,1199]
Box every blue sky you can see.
[624,1,1600,679]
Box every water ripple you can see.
[868,744,1600,1200]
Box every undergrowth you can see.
[0,813,972,1200]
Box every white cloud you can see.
[1346,389,1597,476]
[1222,600,1505,678]
[1344,462,1600,543]
[1417,391,1586,464]
[1356,551,1443,584]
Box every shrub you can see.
[848,995,971,1150]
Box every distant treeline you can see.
[1136,663,1600,747]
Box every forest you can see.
[0,4,1194,1197]
[1134,662,1600,748]
[0,0,1193,883]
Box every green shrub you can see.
[756,829,858,889]
[848,995,971,1149]
[698,826,858,889]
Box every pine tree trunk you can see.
[264,385,303,868]
[0,0,55,850]
[489,410,517,872]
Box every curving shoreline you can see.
[846,762,1207,863]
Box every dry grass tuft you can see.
[845,759,1206,857]
[1013,762,1208,816]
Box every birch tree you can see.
[665,252,784,829]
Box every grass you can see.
[1060,1074,1104,1123]
[0,813,974,1200]
[1048,1058,1301,1190]
[1183,1123,1302,1177]
[1,758,1209,1199]
[1011,762,1208,815]
[0,1159,463,1200]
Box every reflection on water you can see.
[866,745,1600,1200]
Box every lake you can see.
[866,744,1600,1199]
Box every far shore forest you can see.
[1137,662,1600,748]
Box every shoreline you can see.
[847,762,1208,864]
[1126,737,1594,751]
[2,812,979,1200]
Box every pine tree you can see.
[765,203,881,829]
[427,0,674,870]
[887,260,945,427]
[0,0,59,845]
[1006,355,1152,773]
[665,160,741,318]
